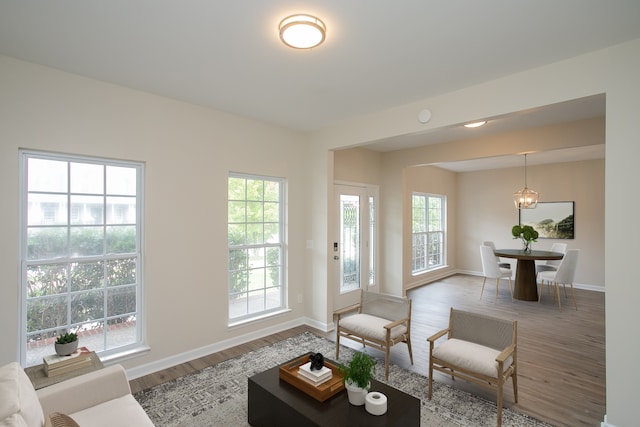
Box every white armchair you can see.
[334,290,413,380]
[427,308,518,427]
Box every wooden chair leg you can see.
[406,336,414,365]
[428,355,433,400]
[570,283,578,310]
[508,278,513,300]
[497,381,503,427]
[335,329,341,359]
[385,346,390,381]
[555,282,562,310]
[495,278,500,300]
[480,277,487,298]
[538,280,544,303]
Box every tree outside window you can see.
[412,193,446,273]
[21,152,143,366]
[228,174,285,322]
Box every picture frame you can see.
[519,201,574,239]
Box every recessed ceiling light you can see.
[464,121,487,128]
[279,14,326,49]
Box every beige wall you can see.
[0,55,311,370]
[313,39,639,426]
[1,35,638,426]
[334,118,604,295]
[457,160,604,287]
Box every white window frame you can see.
[227,173,286,324]
[19,150,145,367]
[412,192,446,274]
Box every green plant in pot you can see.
[55,332,78,356]
[512,224,539,253]
[339,351,376,406]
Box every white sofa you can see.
[0,362,154,426]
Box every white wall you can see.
[0,55,311,370]
[1,35,638,427]
[311,39,640,427]
[457,159,604,287]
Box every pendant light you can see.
[513,153,539,209]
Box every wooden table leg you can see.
[513,259,538,301]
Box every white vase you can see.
[345,380,370,406]
[55,340,78,356]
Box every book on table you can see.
[43,346,92,376]
[297,361,332,386]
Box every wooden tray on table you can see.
[278,352,345,402]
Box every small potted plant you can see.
[55,332,78,356]
[339,351,376,406]
[512,224,539,253]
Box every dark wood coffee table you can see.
[248,362,420,427]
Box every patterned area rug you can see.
[134,332,551,426]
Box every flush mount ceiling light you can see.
[464,121,487,128]
[279,14,326,49]
[513,153,539,209]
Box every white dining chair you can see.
[535,242,568,275]
[483,240,511,269]
[480,245,513,301]
[538,249,580,310]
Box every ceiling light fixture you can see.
[513,153,539,209]
[279,14,326,49]
[464,121,487,128]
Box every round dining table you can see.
[493,249,564,301]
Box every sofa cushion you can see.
[0,362,44,427]
[68,395,154,426]
[339,313,407,342]
[432,338,512,378]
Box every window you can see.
[20,151,143,367]
[412,193,446,273]
[228,174,285,323]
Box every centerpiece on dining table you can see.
[512,224,539,253]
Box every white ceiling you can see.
[0,1,635,166]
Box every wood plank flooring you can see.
[130,274,605,427]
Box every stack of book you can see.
[43,346,92,377]
[297,361,332,387]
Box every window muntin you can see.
[228,174,285,323]
[412,193,446,273]
[21,151,143,366]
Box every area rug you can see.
[134,332,551,426]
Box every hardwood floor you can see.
[130,274,605,427]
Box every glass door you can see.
[333,184,377,308]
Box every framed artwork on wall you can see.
[519,201,574,239]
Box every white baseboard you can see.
[601,415,617,427]
[461,270,605,292]
[126,316,332,380]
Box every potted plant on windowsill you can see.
[512,224,539,253]
[339,351,376,406]
[55,332,79,356]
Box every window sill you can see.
[228,308,292,329]
[99,344,151,365]
[411,264,449,277]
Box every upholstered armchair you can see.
[427,308,518,427]
[334,290,413,380]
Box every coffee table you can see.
[248,361,420,427]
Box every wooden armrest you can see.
[334,303,360,317]
[427,328,450,343]
[495,344,516,363]
[383,317,409,329]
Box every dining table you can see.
[493,249,564,301]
